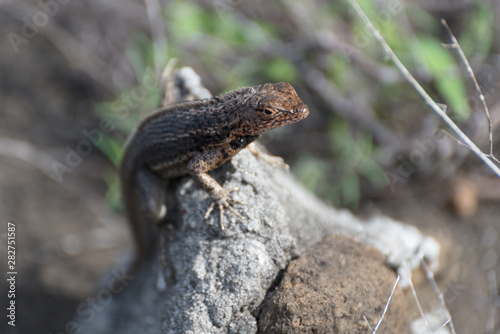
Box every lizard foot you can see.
[204,188,246,230]
[247,142,289,171]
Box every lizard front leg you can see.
[186,148,245,230]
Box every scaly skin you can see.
[120,82,309,269]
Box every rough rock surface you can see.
[258,235,409,333]
[76,147,438,334]
[75,68,440,334]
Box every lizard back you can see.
[120,82,309,271]
[122,98,241,178]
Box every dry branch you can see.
[348,0,500,178]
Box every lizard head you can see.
[241,82,309,135]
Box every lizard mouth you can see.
[268,104,309,129]
[288,105,310,121]
[296,106,309,117]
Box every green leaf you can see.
[357,156,386,188]
[97,136,124,167]
[458,5,494,62]
[265,58,296,83]
[327,54,349,90]
[103,168,122,212]
[406,4,439,33]
[355,0,376,14]
[340,173,360,208]
[414,36,470,120]
[166,2,213,39]
[292,156,326,192]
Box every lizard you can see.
[120,81,309,268]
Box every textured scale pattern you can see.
[120,82,309,268]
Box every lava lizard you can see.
[120,82,309,267]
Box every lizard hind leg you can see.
[137,167,168,224]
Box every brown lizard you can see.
[120,82,309,267]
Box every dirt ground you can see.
[374,187,500,333]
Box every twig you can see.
[363,275,401,333]
[441,128,500,170]
[348,0,500,178]
[281,0,401,84]
[143,0,168,73]
[160,58,178,107]
[363,315,374,332]
[405,261,433,333]
[441,20,495,159]
[434,319,451,334]
[421,259,456,334]
[440,129,471,150]
[299,62,405,156]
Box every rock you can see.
[258,235,409,334]
[75,68,440,334]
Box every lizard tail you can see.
[120,157,160,274]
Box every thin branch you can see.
[363,275,400,333]
[441,129,473,150]
[441,19,494,158]
[488,154,500,166]
[434,319,451,334]
[374,275,400,331]
[143,0,168,73]
[348,0,500,178]
[441,20,500,166]
[281,0,401,84]
[405,261,433,333]
[421,259,456,334]
[299,62,405,155]
[363,315,374,332]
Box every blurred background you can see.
[0,0,499,332]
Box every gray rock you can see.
[75,67,440,333]
[76,147,440,334]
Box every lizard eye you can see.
[256,103,276,117]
